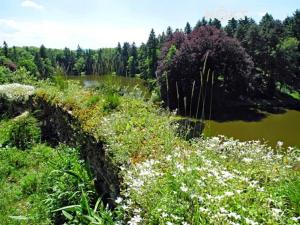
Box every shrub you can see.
[103,93,120,112]
[8,113,41,150]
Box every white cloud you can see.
[0,18,148,48]
[21,0,44,10]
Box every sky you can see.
[0,0,299,49]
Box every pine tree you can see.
[211,18,222,29]
[76,45,84,58]
[194,17,207,30]
[34,52,44,77]
[3,41,8,58]
[146,29,158,78]
[184,22,192,34]
[12,46,18,62]
[39,44,47,59]
[225,18,238,37]
[166,26,173,40]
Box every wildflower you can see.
[224,191,234,197]
[180,183,188,192]
[291,216,300,222]
[245,218,258,225]
[228,212,241,220]
[242,158,253,163]
[115,197,123,204]
[277,141,283,148]
[161,212,168,218]
[271,208,283,220]
[182,222,190,225]
[128,215,142,225]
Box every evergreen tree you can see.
[39,44,47,59]
[184,22,192,34]
[121,42,130,76]
[146,29,158,79]
[194,17,208,30]
[225,18,238,37]
[166,26,173,40]
[85,49,94,75]
[12,46,18,62]
[76,45,84,58]
[34,52,44,78]
[3,41,8,58]
[211,18,222,29]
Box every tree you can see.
[236,17,256,45]
[34,52,44,78]
[157,26,254,114]
[138,43,148,78]
[3,41,8,58]
[76,45,84,58]
[85,49,94,75]
[146,29,158,79]
[194,17,208,30]
[166,26,173,40]
[211,18,222,29]
[128,42,138,76]
[225,18,238,37]
[39,44,47,59]
[12,46,18,62]
[184,22,192,34]
[258,14,284,94]
[274,37,300,89]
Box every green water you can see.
[204,109,300,148]
[68,75,300,148]
[68,74,150,97]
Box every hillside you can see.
[1,80,300,224]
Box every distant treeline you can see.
[0,10,299,93]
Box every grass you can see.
[1,80,300,224]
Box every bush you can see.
[8,113,41,150]
[103,93,120,112]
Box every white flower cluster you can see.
[115,135,299,224]
[0,83,35,102]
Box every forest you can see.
[1,11,299,110]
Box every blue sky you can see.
[0,0,299,49]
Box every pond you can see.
[67,75,300,148]
[67,75,150,98]
[203,109,300,148]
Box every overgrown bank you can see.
[1,81,300,224]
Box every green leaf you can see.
[9,215,29,220]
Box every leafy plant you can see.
[103,93,120,112]
[8,113,41,150]
[54,191,115,225]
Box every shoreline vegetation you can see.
[1,81,300,224]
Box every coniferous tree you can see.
[225,18,238,37]
[194,17,208,30]
[3,41,8,58]
[146,29,158,79]
[184,22,192,34]
[39,44,47,59]
[211,18,222,29]
[166,26,173,40]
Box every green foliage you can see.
[8,113,41,150]
[0,144,57,225]
[53,68,68,90]
[275,177,300,216]
[103,93,120,112]
[54,192,115,225]
[0,65,10,83]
